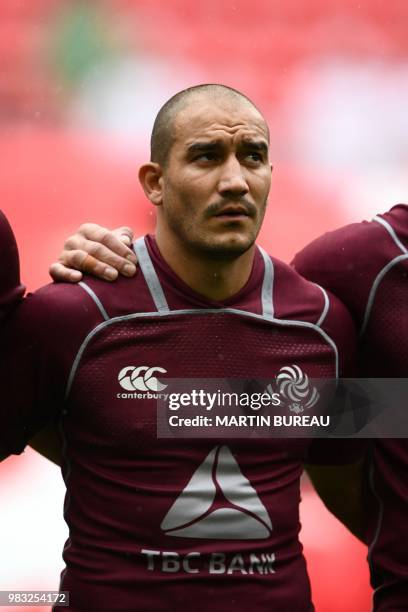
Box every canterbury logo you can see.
[276,365,319,414]
[118,366,168,391]
[161,445,272,540]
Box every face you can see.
[157,95,272,259]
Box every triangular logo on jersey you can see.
[161,445,272,540]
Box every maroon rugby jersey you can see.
[0,236,355,612]
[0,210,24,320]
[294,204,408,611]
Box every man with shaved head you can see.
[150,84,270,169]
[0,85,356,611]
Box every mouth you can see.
[213,205,251,220]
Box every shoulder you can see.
[6,282,106,369]
[0,210,16,243]
[19,281,102,327]
[292,216,388,285]
[0,210,25,319]
[3,278,146,414]
[376,203,408,248]
[18,269,155,326]
[271,255,350,327]
[270,257,356,375]
[0,210,15,244]
[78,272,156,320]
[292,205,408,327]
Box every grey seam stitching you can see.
[315,284,330,328]
[360,254,408,337]
[258,246,274,318]
[373,215,408,254]
[78,282,109,321]
[134,237,169,313]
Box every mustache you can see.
[205,198,258,218]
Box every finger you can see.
[102,229,137,263]
[71,240,136,277]
[49,262,83,283]
[62,250,119,281]
[63,234,88,252]
[78,224,137,263]
[113,226,135,249]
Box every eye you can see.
[194,152,218,162]
[245,152,263,164]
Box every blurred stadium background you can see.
[1,1,408,610]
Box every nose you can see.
[218,155,249,198]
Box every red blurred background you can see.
[2,1,408,610]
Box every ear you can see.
[138,163,163,206]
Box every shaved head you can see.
[150,84,269,168]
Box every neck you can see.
[155,229,256,301]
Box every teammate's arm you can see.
[49,224,136,282]
[301,285,367,543]
[305,456,366,541]
[0,211,25,318]
[0,290,72,463]
[28,423,63,466]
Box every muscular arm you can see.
[29,424,63,466]
[305,456,366,541]
[0,428,62,466]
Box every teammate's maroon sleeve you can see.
[294,204,408,612]
[0,211,25,321]
[0,282,106,457]
[1,236,355,612]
